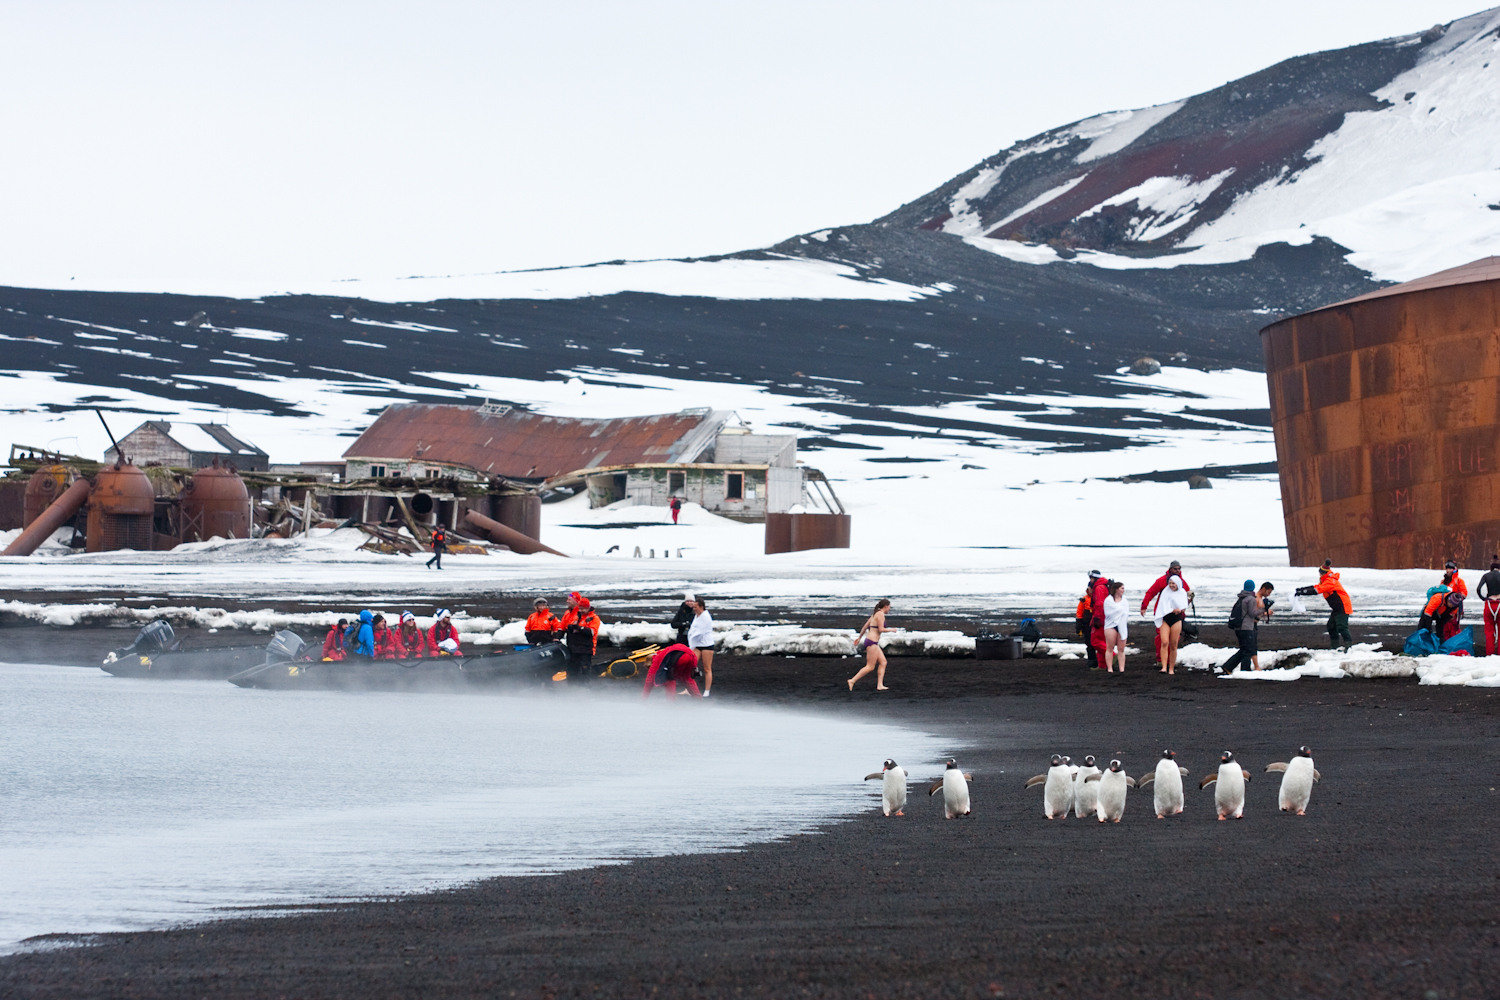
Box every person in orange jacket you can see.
[322,618,348,661]
[1075,592,1091,638]
[1442,559,1469,600]
[395,611,430,658]
[524,598,561,645]
[372,614,402,659]
[1296,560,1353,650]
[558,593,602,671]
[428,608,462,655]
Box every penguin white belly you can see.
[882,767,907,816]
[1279,757,1316,814]
[943,769,971,819]
[1043,768,1072,819]
[1066,764,1079,817]
[1214,764,1246,819]
[1074,767,1100,819]
[1096,772,1128,823]
[1153,760,1184,818]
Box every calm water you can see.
[0,664,945,952]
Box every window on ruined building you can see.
[669,471,685,493]
[370,464,387,478]
[726,472,744,500]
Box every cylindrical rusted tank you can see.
[85,464,156,552]
[764,512,852,554]
[3,477,91,556]
[1261,256,1500,569]
[180,465,251,542]
[494,494,541,540]
[24,465,78,528]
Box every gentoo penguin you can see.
[1136,750,1189,818]
[928,758,973,819]
[863,758,908,816]
[1024,754,1073,819]
[1265,746,1320,815]
[1198,750,1251,820]
[1085,759,1136,823]
[1073,755,1101,820]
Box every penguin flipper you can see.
[963,773,973,782]
[928,779,944,796]
[1242,769,1252,782]
[1124,776,1137,788]
[864,773,885,781]
[1137,773,1155,787]
[1265,762,1289,773]
[1179,766,1190,776]
[1199,774,1218,789]
[1084,773,1102,783]
[1025,774,1047,788]
[1312,769,1321,782]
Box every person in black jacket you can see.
[670,591,696,646]
[426,526,448,570]
[1479,556,1500,656]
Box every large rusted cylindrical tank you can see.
[86,464,156,552]
[494,494,541,540]
[24,465,78,527]
[180,465,251,542]
[1261,255,1500,569]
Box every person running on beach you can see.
[1478,556,1500,655]
[1152,574,1189,674]
[687,597,715,697]
[848,599,891,691]
[322,618,348,661]
[1141,560,1192,668]
[642,643,702,699]
[1100,581,1128,673]
[1296,561,1353,650]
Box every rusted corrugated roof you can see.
[341,404,729,479]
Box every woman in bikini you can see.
[847,599,891,691]
[1153,574,1189,675]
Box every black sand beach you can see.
[5,628,1500,1000]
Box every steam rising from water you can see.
[0,664,944,952]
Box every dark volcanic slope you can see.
[5,658,1498,1000]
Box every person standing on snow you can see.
[1141,560,1193,668]
[426,526,448,570]
[1442,559,1469,600]
[1296,560,1353,650]
[669,496,683,525]
[1478,556,1500,655]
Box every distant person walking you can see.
[1296,560,1353,650]
[670,591,696,646]
[426,526,447,570]
[1478,556,1500,655]
[1100,581,1128,673]
[1141,560,1192,668]
[670,496,683,525]
[848,599,891,691]
[1221,581,1274,673]
[1152,574,1189,675]
[687,597,715,696]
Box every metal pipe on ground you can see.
[3,477,91,556]
[463,509,568,557]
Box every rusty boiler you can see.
[180,464,251,542]
[85,462,157,552]
[24,464,79,527]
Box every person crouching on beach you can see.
[643,643,701,699]
[1153,575,1189,675]
[848,599,891,691]
[687,598,715,697]
[1101,581,1128,673]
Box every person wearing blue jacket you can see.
[346,609,376,657]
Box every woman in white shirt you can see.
[1152,574,1190,675]
[1100,581,1128,673]
[687,598,715,697]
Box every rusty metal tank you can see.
[24,465,79,527]
[494,494,541,540]
[180,464,251,542]
[85,463,157,552]
[1261,255,1500,569]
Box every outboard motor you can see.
[265,630,306,662]
[104,620,177,665]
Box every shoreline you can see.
[4,649,1499,998]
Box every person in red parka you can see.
[322,618,348,661]
[395,611,431,658]
[643,643,701,698]
[1088,570,1110,670]
[429,608,462,655]
[1141,560,1193,666]
[372,615,402,659]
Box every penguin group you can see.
[864,758,972,819]
[1020,746,1321,822]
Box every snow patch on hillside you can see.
[1074,101,1185,163]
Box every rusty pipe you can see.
[3,476,91,557]
[463,509,568,557]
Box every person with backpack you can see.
[669,496,683,525]
[348,610,376,658]
[426,525,448,570]
[1295,560,1353,650]
[1221,581,1274,673]
[642,643,702,698]
[1477,555,1500,655]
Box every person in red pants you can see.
[1478,556,1500,655]
[670,496,683,524]
[643,643,701,698]
[1088,571,1110,670]
[1141,560,1192,667]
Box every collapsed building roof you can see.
[342,404,734,479]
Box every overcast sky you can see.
[0,1,1485,294]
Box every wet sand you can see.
[5,631,1500,999]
